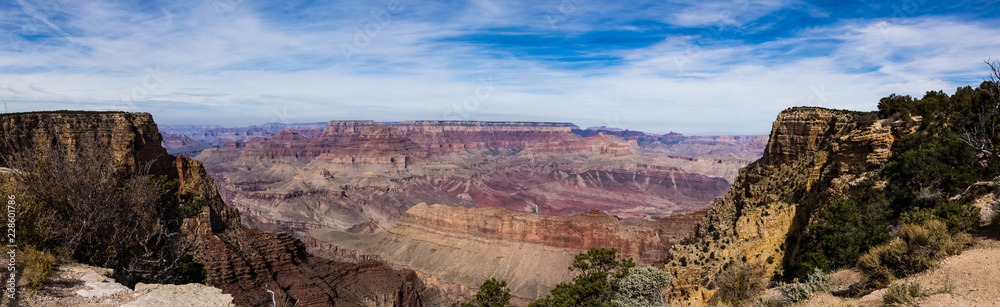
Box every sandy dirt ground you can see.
[793,225,1000,307]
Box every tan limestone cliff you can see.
[666,107,918,287]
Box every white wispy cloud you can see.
[0,0,998,134]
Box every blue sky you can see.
[2,0,999,134]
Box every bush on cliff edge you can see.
[529,248,637,307]
[708,260,768,306]
[0,138,207,287]
[462,278,511,307]
[857,219,970,289]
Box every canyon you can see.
[189,121,763,235]
[2,112,766,305]
[4,108,907,305]
[169,120,764,303]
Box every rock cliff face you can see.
[666,107,918,285]
[1,111,446,307]
[305,203,708,301]
[1,111,175,176]
[196,121,738,234]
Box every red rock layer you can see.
[395,203,707,265]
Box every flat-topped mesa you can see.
[320,120,378,135]
[310,120,582,153]
[396,121,582,153]
[526,132,639,156]
[394,120,577,132]
[314,125,427,170]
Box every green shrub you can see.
[175,255,207,284]
[776,280,813,303]
[883,281,924,307]
[754,296,782,307]
[800,186,892,273]
[462,278,511,307]
[877,94,917,118]
[776,268,833,303]
[178,191,208,217]
[857,220,970,289]
[804,267,833,290]
[611,266,673,307]
[710,261,768,306]
[902,202,981,234]
[529,248,635,307]
[19,246,56,290]
[0,182,50,250]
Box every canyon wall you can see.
[306,203,708,301]
[195,120,744,235]
[1,112,447,306]
[1,111,175,177]
[665,107,918,285]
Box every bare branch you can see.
[959,60,1000,163]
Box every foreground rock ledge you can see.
[19,263,235,307]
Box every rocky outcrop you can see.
[347,218,382,234]
[666,107,917,285]
[1,111,175,177]
[18,263,235,307]
[306,203,708,301]
[1,111,447,307]
[193,228,440,306]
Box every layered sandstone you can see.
[306,203,708,301]
[197,121,736,234]
[1,111,175,176]
[666,107,917,285]
[1,111,446,307]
